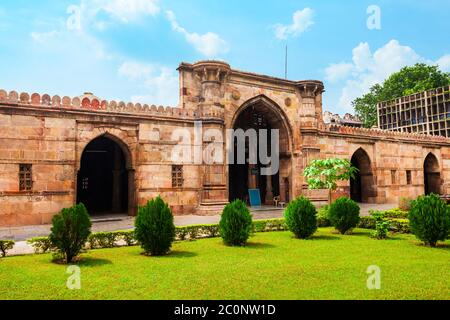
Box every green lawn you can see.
[0,228,449,300]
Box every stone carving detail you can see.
[285,97,292,107]
[232,90,241,101]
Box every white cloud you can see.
[325,63,354,82]
[166,10,229,57]
[30,30,59,43]
[118,61,179,106]
[437,55,450,72]
[326,40,450,111]
[274,8,314,40]
[84,0,160,24]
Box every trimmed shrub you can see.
[383,208,409,219]
[219,200,253,246]
[253,219,287,233]
[49,203,92,263]
[284,196,318,239]
[135,196,176,256]
[399,197,413,211]
[27,237,56,254]
[88,232,119,249]
[370,211,390,240]
[409,194,450,247]
[328,197,360,234]
[317,205,331,227]
[0,240,15,257]
[358,216,376,230]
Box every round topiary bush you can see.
[135,196,176,256]
[219,200,253,246]
[49,203,92,263]
[284,196,318,239]
[409,194,450,247]
[328,197,360,235]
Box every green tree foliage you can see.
[303,158,358,204]
[353,64,450,128]
[219,200,253,246]
[49,203,92,263]
[135,196,176,256]
[284,197,318,239]
[409,194,450,247]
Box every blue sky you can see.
[0,0,449,114]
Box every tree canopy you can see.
[352,63,450,128]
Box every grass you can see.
[0,228,449,300]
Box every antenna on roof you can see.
[284,45,288,79]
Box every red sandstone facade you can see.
[1,61,449,227]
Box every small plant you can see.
[49,203,92,263]
[0,240,15,257]
[27,237,56,254]
[409,194,450,247]
[219,200,253,246]
[370,211,390,240]
[317,205,331,227]
[328,197,360,234]
[135,196,176,256]
[284,197,318,239]
[398,197,413,211]
[304,158,359,204]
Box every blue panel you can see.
[248,189,262,207]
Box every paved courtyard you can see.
[1,203,396,256]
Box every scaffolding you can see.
[377,85,450,137]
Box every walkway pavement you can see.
[1,203,396,256]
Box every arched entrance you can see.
[77,135,131,216]
[350,148,375,203]
[424,153,441,195]
[229,96,292,206]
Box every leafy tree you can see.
[303,158,358,204]
[135,196,176,256]
[49,203,92,263]
[219,200,253,246]
[353,63,450,128]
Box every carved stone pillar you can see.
[266,174,273,204]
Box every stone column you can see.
[266,174,273,204]
[112,145,122,213]
[248,165,257,189]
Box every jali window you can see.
[19,164,33,192]
[172,165,184,188]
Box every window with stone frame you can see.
[172,165,184,188]
[406,170,412,185]
[19,164,33,192]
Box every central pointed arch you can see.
[228,95,294,206]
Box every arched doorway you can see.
[424,153,441,195]
[77,135,130,216]
[229,96,292,206]
[350,148,375,203]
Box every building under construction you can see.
[377,85,450,137]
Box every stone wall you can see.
[1,60,450,227]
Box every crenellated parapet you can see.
[0,89,225,120]
[326,124,450,143]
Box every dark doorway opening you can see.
[77,136,129,216]
[229,103,284,205]
[350,148,375,203]
[424,153,441,195]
